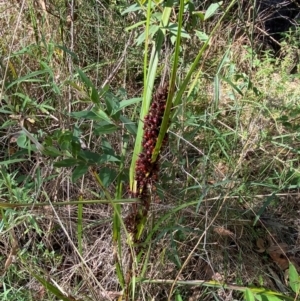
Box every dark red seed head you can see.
[151,102,158,109]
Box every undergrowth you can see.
[0,1,300,301]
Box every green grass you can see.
[0,1,300,300]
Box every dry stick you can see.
[255,26,281,48]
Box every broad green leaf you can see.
[71,110,113,123]
[289,262,300,294]
[167,23,190,39]
[43,146,62,156]
[204,2,222,20]
[100,154,120,163]
[175,291,183,301]
[104,91,119,116]
[150,0,182,163]
[136,25,161,45]
[136,31,147,46]
[103,94,122,121]
[94,108,113,123]
[99,167,118,188]
[57,131,73,151]
[149,24,160,36]
[71,138,81,157]
[94,123,119,135]
[16,134,28,148]
[195,30,209,42]
[78,150,102,164]
[193,11,205,21]
[71,111,100,120]
[72,164,89,182]
[245,289,255,301]
[129,0,172,191]
[117,97,142,111]
[37,103,55,112]
[54,158,79,167]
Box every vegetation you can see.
[0,0,300,300]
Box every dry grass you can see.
[0,1,300,301]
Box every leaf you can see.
[54,158,79,167]
[175,291,183,301]
[94,123,119,135]
[289,262,300,294]
[100,154,120,163]
[195,30,209,42]
[0,159,26,165]
[115,262,125,288]
[125,20,147,32]
[6,70,49,89]
[136,32,146,46]
[220,75,244,96]
[122,3,141,15]
[149,24,160,37]
[192,11,205,21]
[119,115,137,135]
[72,164,89,182]
[0,108,13,114]
[76,68,99,104]
[55,44,78,60]
[104,92,121,121]
[204,2,222,20]
[78,150,102,164]
[16,134,28,148]
[43,146,62,157]
[255,293,283,301]
[253,193,277,226]
[71,110,113,123]
[71,111,99,120]
[117,97,142,112]
[104,91,119,116]
[245,289,255,301]
[167,23,190,39]
[32,272,76,301]
[94,109,113,123]
[99,167,117,188]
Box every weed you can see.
[0,1,300,301]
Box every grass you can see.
[0,0,300,300]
